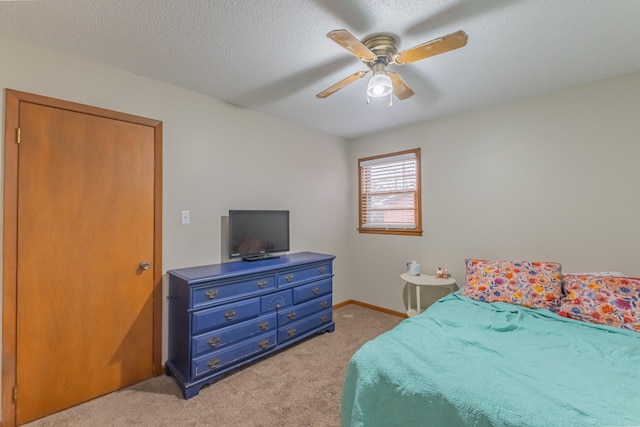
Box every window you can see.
[358,148,422,236]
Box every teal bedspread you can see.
[341,293,640,427]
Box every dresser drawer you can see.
[278,308,332,343]
[191,313,276,358]
[293,278,332,304]
[261,289,292,313]
[192,332,277,378]
[192,298,261,335]
[277,262,332,288]
[278,295,332,326]
[192,275,276,308]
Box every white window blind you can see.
[359,150,420,231]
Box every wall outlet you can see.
[181,210,190,225]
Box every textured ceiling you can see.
[1,0,639,139]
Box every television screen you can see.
[228,210,290,261]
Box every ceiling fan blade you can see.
[394,30,468,65]
[327,29,377,62]
[316,71,368,99]
[388,72,415,100]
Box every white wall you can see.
[347,72,640,313]
[0,34,353,365]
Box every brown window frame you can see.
[358,148,422,236]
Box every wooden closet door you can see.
[15,101,156,424]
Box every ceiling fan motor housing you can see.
[362,33,398,66]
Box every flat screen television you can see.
[228,210,290,261]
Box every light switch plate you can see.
[181,210,190,225]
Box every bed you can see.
[341,260,640,427]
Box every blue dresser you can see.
[166,252,335,398]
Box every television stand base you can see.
[242,254,280,262]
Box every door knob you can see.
[139,261,150,270]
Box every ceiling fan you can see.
[316,29,468,103]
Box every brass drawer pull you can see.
[208,337,221,347]
[258,321,269,330]
[312,287,320,295]
[224,310,236,320]
[208,358,220,369]
[320,300,328,308]
[287,328,296,337]
[257,279,268,289]
[318,266,326,274]
[321,316,329,323]
[285,274,294,282]
[288,312,296,320]
[259,339,269,349]
[205,289,219,299]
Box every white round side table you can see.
[400,273,457,317]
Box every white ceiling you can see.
[1,0,639,139]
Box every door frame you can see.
[1,89,163,426]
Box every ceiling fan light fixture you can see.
[367,71,393,98]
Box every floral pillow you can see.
[460,259,563,311]
[559,274,640,332]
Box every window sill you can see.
[357,228,423,236]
